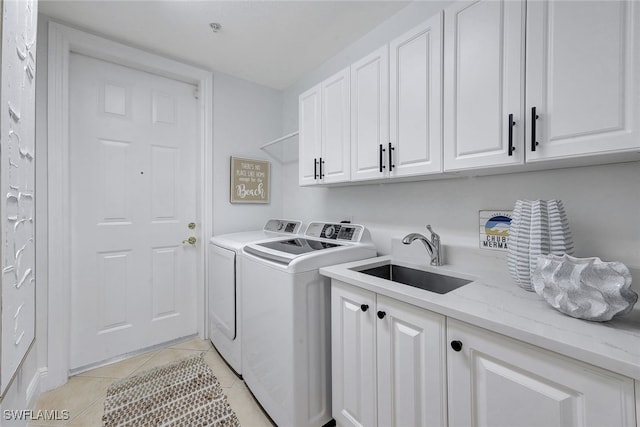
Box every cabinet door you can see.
[376,295,447,427]
[321,68,351,184]
[299,84,322,186]
[447,319,636,427]
[444,0,525,171]
[331,282,376,427]
[390,13,443,177]
[526,1,640,161]
[351,46,390,182]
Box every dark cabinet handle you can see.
[379,144,386,173]
[360,304,369,312]
[508,113,515,156]
[531,107,539,151]
[450,340,463,352]
[377,310,386,319]
[314,158,318,179]
[388,142,395,172]
[320,157,325,179]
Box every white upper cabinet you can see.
[322,68,351,184]
[444,0,640,172]
[390,12,444,177]
[526,0,640,161]
[299,84,322,186]
[350,16,444,183]
[444,0,525,171]
[299,68,351,185]
[302,0,639,184]
[350,46,390,182]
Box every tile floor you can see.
[28,338,274,427]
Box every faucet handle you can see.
[426,225,440,242]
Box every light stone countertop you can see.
[319,245,640,381]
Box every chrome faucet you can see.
[402,225,442,266]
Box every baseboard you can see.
[26,368,46,407]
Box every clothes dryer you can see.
[208,219,302,375]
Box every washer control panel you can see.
[305,222,365,242]
[264,219,302,234]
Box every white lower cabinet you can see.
[376,294,447,427]
[331,282,376,427]
[331,281,447,427]
[447,319,637,427]
[332,281,638,427]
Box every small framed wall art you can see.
[479,210,512,251]
[230,156,271,204]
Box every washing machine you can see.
[208,219,303,375]
[241,222,377,427]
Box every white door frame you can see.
[46,22,213,390]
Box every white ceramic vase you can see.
[532,254,637,321]
[507,199,574,291]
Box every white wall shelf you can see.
[260,131,299,164]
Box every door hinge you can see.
[193,86,200,99]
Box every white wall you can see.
[281,2,640,274]
[212,73,284,235]
[0,348,40,426]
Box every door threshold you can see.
[69,333,199,376]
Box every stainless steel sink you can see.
[359,264,471,294]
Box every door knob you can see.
[182,236,197,245]
[450,340,463,352]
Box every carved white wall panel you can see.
[1,0,38,395]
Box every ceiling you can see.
[39,0,411,90]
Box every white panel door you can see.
[331,282,376,427]
[69,53,198,370]
[350,46,390,182]
[444,0,525,171]
[447,319,636,427]
[390,13,443,177]
[321,67,351,184]
[376,295,447,427]
[526,0,640,161]
[299,84,322,186]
